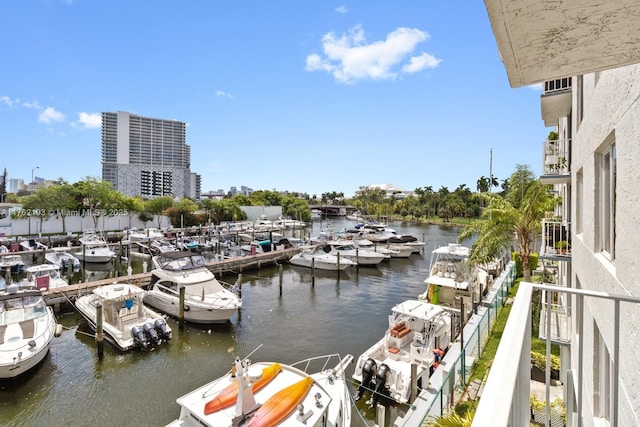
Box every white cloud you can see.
[527,83,544,91]
[402,52,442,73]
[0,96,16,107]
[77,112,101,129]
[38,107,65,124]
[335,5,348,14]
[305,25,440,83]
[216,90,233,100]
[23,101,42,109]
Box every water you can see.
[0,220,463,427]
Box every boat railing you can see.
[291,353,352,375]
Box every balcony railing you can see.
[542,139,570,177]
[539,288,571,345]
[544,77,572,94]
[472,282,640,427]
[540,219,571,259]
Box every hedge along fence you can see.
[511,252,540,277]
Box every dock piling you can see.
[178,286,185,330]
[96,302,104,358]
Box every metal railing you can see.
[472,282,640,427]
[541,219,571,258]
[542,139,571,175]
[544,77,572,94]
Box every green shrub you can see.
[512,252,539,277]
[530,351,560,372]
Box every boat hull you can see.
[143,294,239,324]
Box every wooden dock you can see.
[40,247,302,309]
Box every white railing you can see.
[544,77,572,94]
[473,282,640,427]
[541,219,571,258]
[542,139,570,175]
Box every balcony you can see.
[541,139,571,184]
[541,78,572,126]
[538,288,571,345]
[540,219,571,260]
[472,282,640,427]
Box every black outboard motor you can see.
[354,358,377,401]
[131,325,148,349]
[154,318,171,341]
[143,322,161,347]
[370,364,391,408]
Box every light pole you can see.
[31,166,39,184]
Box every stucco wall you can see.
[571,63,640,426]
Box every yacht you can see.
[45,247,81,272]
[324,240,390,265]
[19,239,48,252]
[167,353,353,427]
[144,251,242,324]
[289,245,356,271]
[74,229,115,263]
[126,227,165,242]
[75,283,172,351]
[0,284,61,378]
[0,254,25,273]
[352,299,451,406]
[22,264,68,291]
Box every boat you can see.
[310,209,322,220]
[346,210,364,221]
[0,283,61,378]
[167,352,353,427]
[352,299,452,406]
[74,229,116,263]
[22,264,68,291]
[126,227,165,242]
[272,215,306,229]
[45,247,81,272]
[0,254,25,273]
[144,251,242,324]
[417,243,486,318]
[288,245,356,271]
[74,283,172,351]
[19,238,48,252]
[351,237,400,258]
[324,240,390,265]
[149,239,179,255]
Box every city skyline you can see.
[0,1,550,198]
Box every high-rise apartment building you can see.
[101,111,201,199]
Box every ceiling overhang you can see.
[484,0,640,87]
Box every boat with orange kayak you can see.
[167,353,353,427]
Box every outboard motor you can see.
[154,318,171,341]
[370,364,391,408]
[131,325,148,349]
[354,358,377,401]
[143,322,161,347]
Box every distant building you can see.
[101,111,201,199]
[8,178,23,193]
[368,184,415,199]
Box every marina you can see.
[0,220,467,426]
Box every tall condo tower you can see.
[101,111,200,199]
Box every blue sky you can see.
[0,1,550,198]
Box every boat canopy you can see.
[155,251,207,271]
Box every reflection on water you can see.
[0,220,463,426]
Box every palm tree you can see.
[427,410,474,427]
[460,172,558,282]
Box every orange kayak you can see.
[204,363,282,415]
[247,376,314,427]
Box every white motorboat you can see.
[149,239,179,255]
[45,247,81,272]
[418,243,485,317]
[74,229,116,263]
[126,227,165,242]
[352,299,452,406]
[289,245,356,271]
[272,215,306,229]
[22,264,68,291]
[167,352,353,427]
[0,283,61,378]
[346,210,364,221]
[386,235,426,254]
[352,238,400,257]
[310,208,322,220]
[144,251,241,324]
[324,240,390,265]
[0,254,25,273]
[75,283,172,351]
[19,238,48,252]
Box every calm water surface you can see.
[0,220,463,426]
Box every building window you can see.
[576,169,583,235]
[593,321,611,420]
[596,142,616,260]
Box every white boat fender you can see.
[55,324,63,337]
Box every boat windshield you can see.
[0,296,47,325]
[183,280,224,296]
[157,254,206,271]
